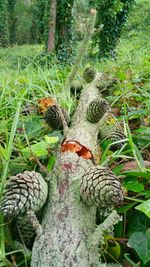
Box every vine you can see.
[0,0,10,47]
[56,0,75,60]
[89,0,135,58]
[8,0,17,44]
[32,0,47,43]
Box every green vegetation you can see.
[0,0,150,266]
[89,0,135,58]
[0,0,10,47]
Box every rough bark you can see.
[47,0,57,53]
[31,74,122,267]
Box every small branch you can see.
[68,9,98,85]
[90,210,121,248]
[23,125,48,175]
[27,210,43,237]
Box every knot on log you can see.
[0,171,48,217]
[99,113,126,150]
[83,67,96,83]
[80,166,124,207]
[86,98,110,123]
[44,105,70,130]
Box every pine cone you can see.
[12,215,36,249]
[99,114,126,150]
[83,67,96,83]
[44,105,70,130]
[86,98,109,123]
[0,171,48,217]
[80,166,123,207]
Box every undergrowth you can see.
[0,0,150,266]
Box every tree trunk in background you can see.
[8,0,17,44]
[56,0,74,59]
[47,0,57,53]
[0,0,10,47]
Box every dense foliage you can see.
[56,0,75,58]
[89,0,135,58]
[0,0,10,47]
[8,0,16,44]
[32,0,47,43]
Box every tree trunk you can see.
[31,74,122,267]
[0,0,10,47]
[47,0,57,53]
[56,0,74,58]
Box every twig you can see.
[90,210,121,248]
[27,210,43,237]
[68,9,99,85]
[124,196,143,203]
[23,125,48,175]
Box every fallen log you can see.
[31,73,124,267]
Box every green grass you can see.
[0,0,150,265]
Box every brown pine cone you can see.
[86,98,109,123]
[80,166,123,207]
[0,171,48,217]
[44,105,70,130]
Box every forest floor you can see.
[0,1,150,266]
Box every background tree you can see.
[14,0,34,44]
[45,0,74,59]
[47,0,57,53]
[8,0,17,44]
[56,0,74,58]
[89,0,135,58]
[0,0,10,47]
[32,0,47,43]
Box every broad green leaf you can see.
[134,127,150,135]
[47,154,56,172]
[127,211,150,235]
[22,141,49,158]
[128,109,147,118]
[123,177,144,192]
[112,163,124,175]
[45,135,59,144]
[139,190,150,198]
[135,200,150,218]
[117,71,127,81]
[19,116,43,139]
[117,202,136,214]
[128,231,150,264]
[123,170,150,178]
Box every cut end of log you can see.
[90,9,96,14]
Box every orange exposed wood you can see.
[38,97,55,114]
[61,141,92,160]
